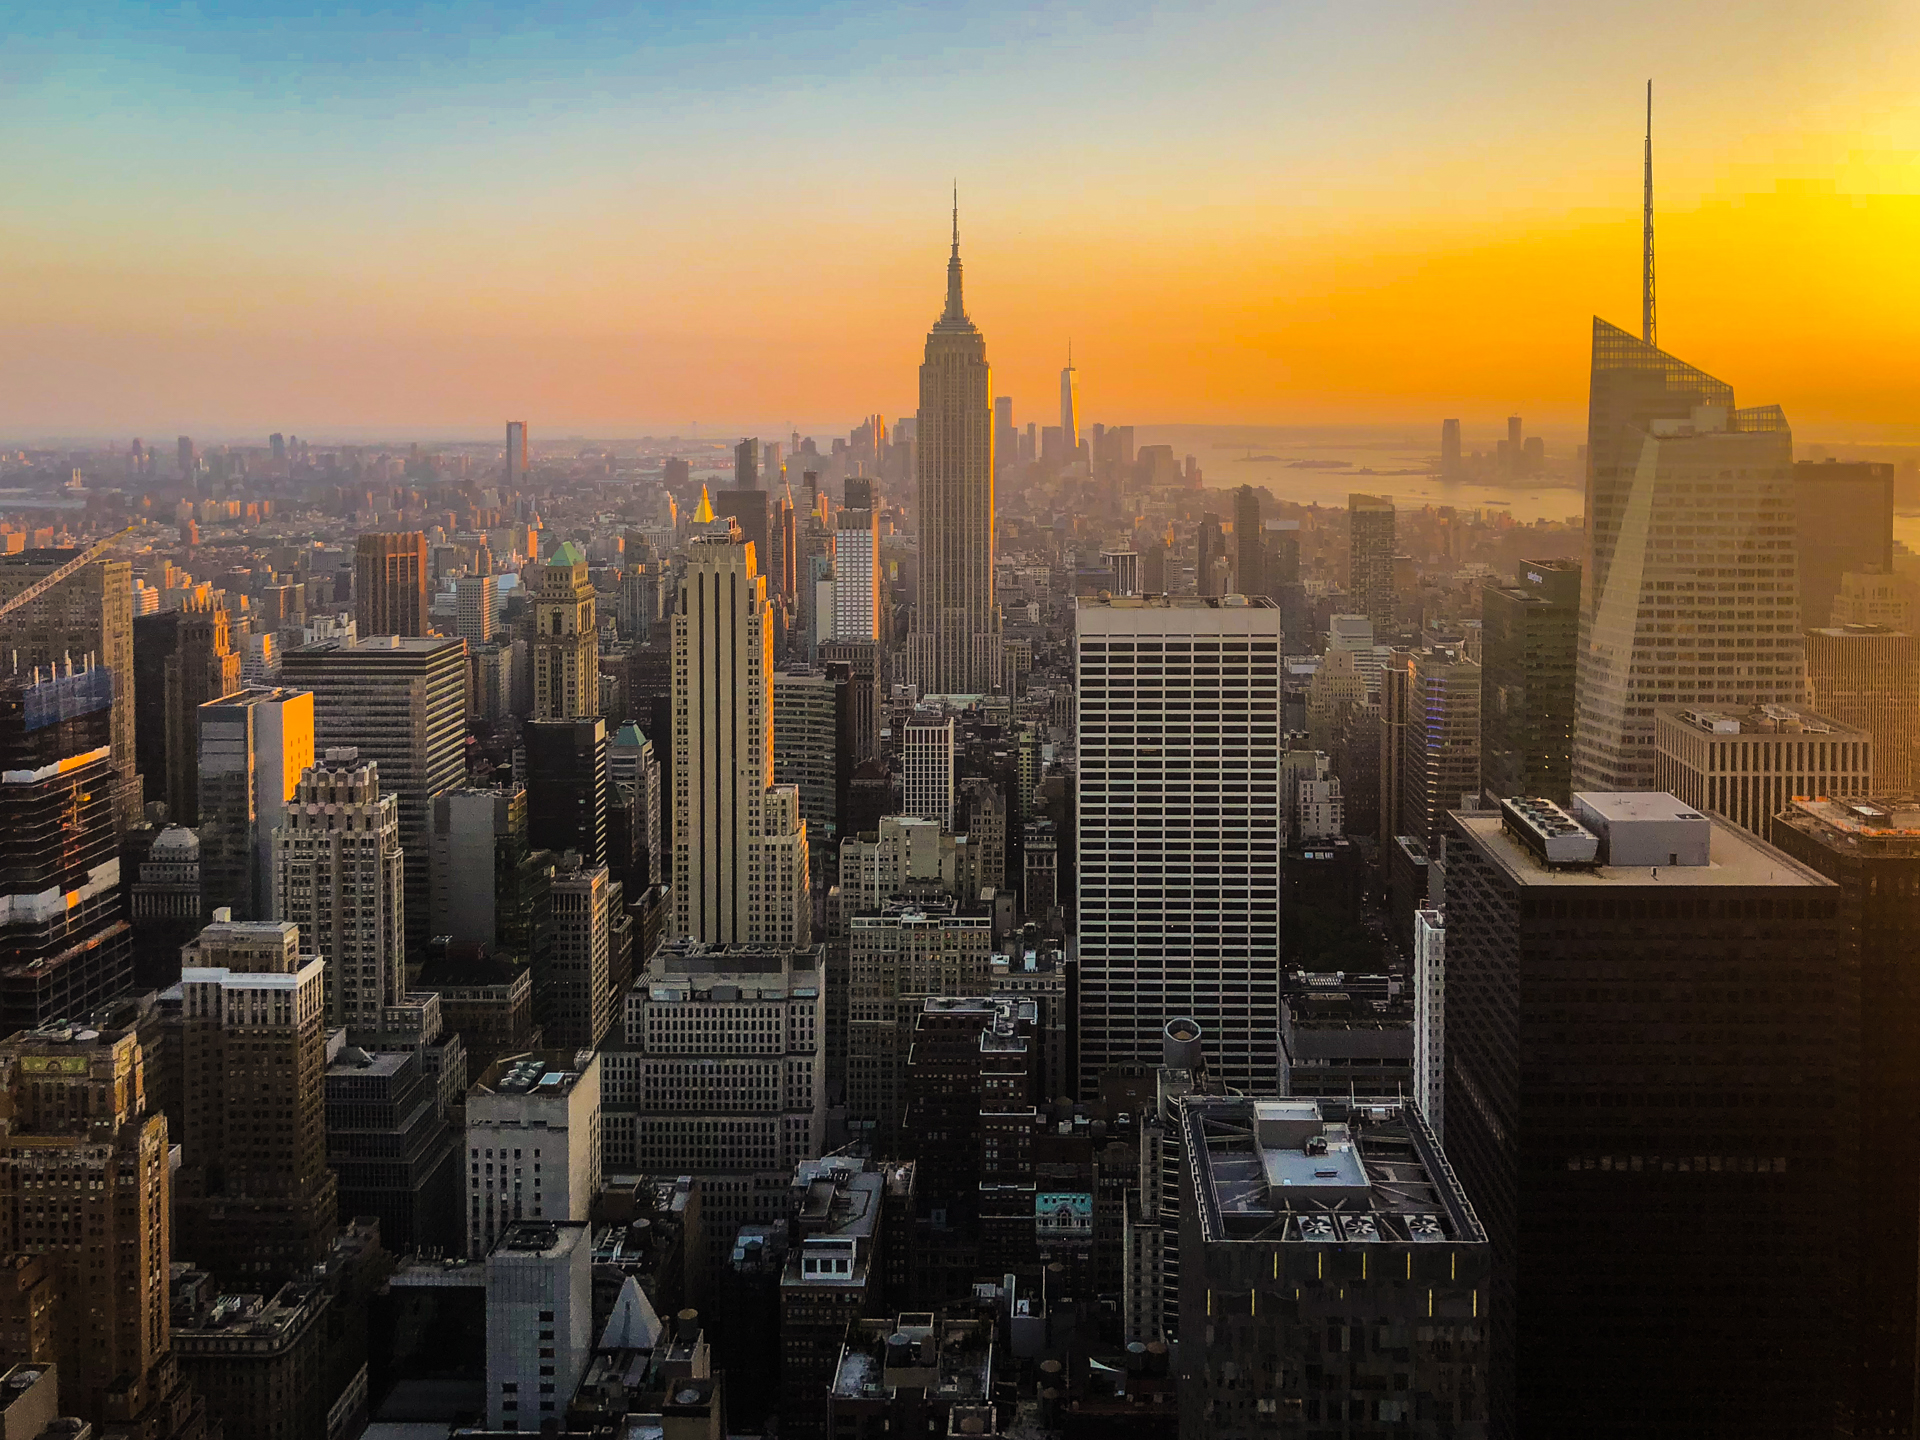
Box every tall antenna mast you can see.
[1642,79,1656,348]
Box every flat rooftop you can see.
[1656,703,1863,738]
[1184,1096,1484,1247]
[1451,808,1832,889]
[1777,796,1920,856]
[473,1051,589,1097]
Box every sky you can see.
[5,0,1920,443]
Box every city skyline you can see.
[7,2,1919,436]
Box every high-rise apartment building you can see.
[455,573,496,645]
[524,717,608,867]
[505,421,528,489]
[901,713,956,829]
[1445,793,1847,1437]
[832,505,882,641]
[1572,319,1805,793]
[354,532,429,638]
[735,436,762,487]
[1348,493,1395,637]
[1412,907,1445,1138]
[485,1220,594,1431]
[671,526,810,947]
[1075,596,1284,1094]
[1793,459,1894,629]
[0,549,138,828]
[0,662,132,1035]
[325,1043,459,1256]
[609,723,662,889]
[1653,703,1871,837]
[1441,417,1462,474]
[600,940,825,1276]
[173,918,337,1284]
[1177,1096,1487,1437]
[1232,485,1263,598]
[465,1050,603,1259]
[532,542,599,719]
[1399,646,1481,852]
[0,1020,207,1435]
[773,669,851,876]
[135,600,242,824]
[1807,624,1919,793]
[197,686,315,920]
[993,396,1016,474]
[1480,560,1580,806]
[1196,514,1225,597]
[1772,796,1920,1437]
[271,748,406,1031]
[280,634,468,956]
[905,210,1002,696]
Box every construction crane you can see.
[0,521,144,624]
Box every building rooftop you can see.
[1656,703,1863,738]
[471,1050,591,1098]
[489,1219,588,1261]
[1453,805,1831,889]
[830,1316,995,1404]
[1183,1096,1484,1247]
[1077,595,1278,613]
[173,1279,326,1352]
[1776,796,1920,855]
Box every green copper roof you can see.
[612,723,648,748]
[550,540,587,566]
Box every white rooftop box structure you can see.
[1572,792,1711,868]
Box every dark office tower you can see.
[843,476,875,511]
[1232,485,1263,598]
[735,436,762,487]
[716,487,771,571]
[1572,320,1804,793]
[172,919,338,1287]
[1140,543,1167,595]
[993,396,1016,474]
[818,639,882,765]
[326,1043,459,1256]
[1480,559,1580,805]
[279,635,468,957]
[1196,514,1224,596]
[1399,647,1480,852]
[505,420,527,489]
[0,549,138,831]
[1506,415,1523,472]
[524,717,608,866]
[1793,459,1895,627]
[1446,794,1848,1439]
[1441,418,1462,475]
[0,663,132,1035]
[1807,624,1920,793]
[354,531,429,638]
[663,455,690,490]
[133,600,242,825]
[196,687,314,921]
[178,434,197,477]
[904,203,1004,696]
[1348,493,1395,636]
[771,488,797,600]
[1772,796,1920,1437]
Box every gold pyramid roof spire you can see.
[693,485,716,524]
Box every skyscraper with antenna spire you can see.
[1643,79,1656,346]
[905,194,1003,695]
[1060,343,1080,459]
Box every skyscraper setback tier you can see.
[1443,795,1848,1439]
[1572,318,1806,792]
[532,541,599,720]
[1074,597,1283,1094]
[905,211,1003,696]
[0,664,133,1036]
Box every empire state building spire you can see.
[942,186,968,325]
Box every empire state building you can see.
[905,204,1003,696]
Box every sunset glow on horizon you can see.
[7,0,1920,441]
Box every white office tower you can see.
[1573,322,1805,791]
[456,573,496,644]
[832,506,882,641]
[1075,596,1285,1093]
[485,1219,593,1430]
[600,939,826,1275]
[901,714,957,829]
[1413,907,1445,1141]
[672,525,811,946]
[272,747,405,1031]
[466,1050,603,1259]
